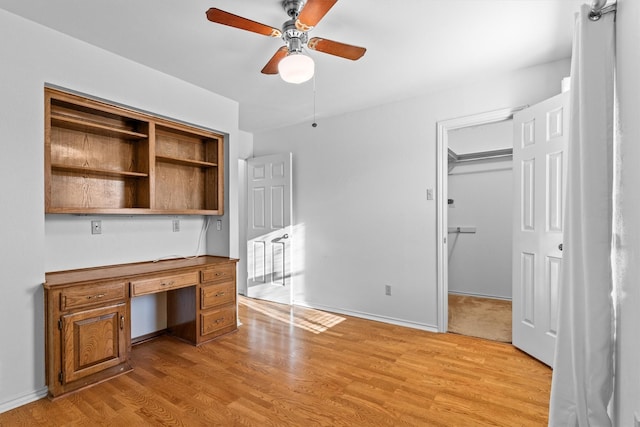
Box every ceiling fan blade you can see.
[206,8,282,38]
[307,37,366,60]
[295,0,338,31]
[261,47,289,75]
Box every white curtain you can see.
[548,4,616,427]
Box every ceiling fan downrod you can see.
[281,0,308,53]
[282,0,307,18]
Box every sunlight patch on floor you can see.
[239,297,345,334]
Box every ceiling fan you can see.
[206,0,367,84]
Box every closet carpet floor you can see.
[448,294,512,343]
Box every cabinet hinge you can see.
[58,319,62,330]
[58,372,64,384]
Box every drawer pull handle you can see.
[215,272,223,277]
[215,292,226,297]
[215,317,225,324]
[87,293,105,300]
[120,315,125,330]
[161,281,175,287]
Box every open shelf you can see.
[51,163,149,178]
[48,171,150,210]
[45,88,224,215]
[155,155,218,168]
[51,114,148,140]
[154,123,223,213]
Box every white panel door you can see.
[512,92,569,367]
[247,153,293,305]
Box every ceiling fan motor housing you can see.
[282,0,307,18]
[282,20,308,53]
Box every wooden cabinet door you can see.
[61,303,127,383]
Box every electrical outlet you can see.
[172,219,180,232]
[385,285,392,296]
[91,220,102,235]
[216,220,222,231]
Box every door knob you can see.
[559,243,563,251]
[271,233,289,243]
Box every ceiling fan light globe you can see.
[278,53,314,84]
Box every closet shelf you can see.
[448,226,477,234]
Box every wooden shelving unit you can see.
[45,88,224,215]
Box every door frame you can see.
[245,153,294,305]
[435,106,525,332]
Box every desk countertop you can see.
[44,255,238,288]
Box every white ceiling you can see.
[0,0,583,133]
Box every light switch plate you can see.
[426,188,434,200]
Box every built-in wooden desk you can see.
[43,256,238,398]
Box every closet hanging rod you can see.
[453,148,513,163]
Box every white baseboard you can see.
[293,300,439,333]
[448,290,512,301]
[0,387,48,414]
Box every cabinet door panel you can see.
[62,304,127,383]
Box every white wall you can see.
[447,120,513,299]
[448,119,513,154]
[448,160,513,299]
[253,59,570,329]
[46,215,212,338]
[236,131,254,296]
[0,9,239,412]
[614,0,640,424]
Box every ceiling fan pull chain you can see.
[312,74,318,128]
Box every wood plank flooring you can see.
[0,296,551,426]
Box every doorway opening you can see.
[436,107,524,339]
[446,119,514,342]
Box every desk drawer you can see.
[201,282,235,310]
[201,306,236,337]
[61,281,127,311]
[131,271,199,297]
[200,264,235,284]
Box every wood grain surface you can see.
[1,296,551,426]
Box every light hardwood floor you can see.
[1,296,551,426]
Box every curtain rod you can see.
[590,0,617,21]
